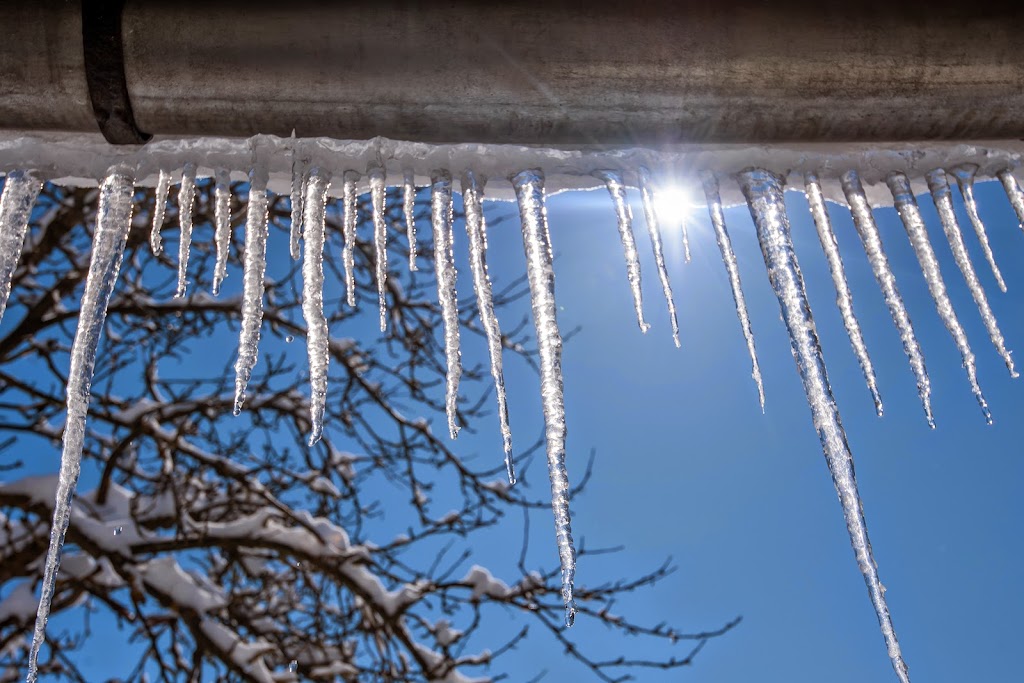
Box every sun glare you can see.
[653,185,695,227]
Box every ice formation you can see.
[431,171,462,440]
[370,166,389,331]
[951,165,1006,293]
[175,162,197,298]
[212,168,232,295]
[404,170,418,271]
[739,169,910,683]
[804,172,882,415]
[841,170,933,427]
[27,168,135,682]
[702,170,765,410]
[289,146,305,260]
[341,170,358,307]
[0,171,42,324]
[301,168,332,445]
[233,170,270,414]
[150,169,171,255]
[997,169,1024,231]
[637,167,680,347]
[596,170,649,333]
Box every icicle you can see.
[341,170,358,307]
[887,173,990,423]
[369,167,388,332]
[926,170,1017,377]
[175,162,197,298]
[0,171,42,325]
[701,171,765,411]
[232,170,270,415]
[150,169,171,255]
[595,170,649,333]
[27,168,135,683]
[951,164,1006,293]
[404,171,418,271]
[841,170,933,427]
[212,168,232,295]
[289,147,306,261]
[738,169,910,683]
[996,169,1024,232]
[431,170,462,440]
[462,171,516,484]
[681,217,692,264]
[636,168,680,346]
[511,168,576,628]
[804,172,883,416]
[302,168,331,445]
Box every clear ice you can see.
[887,172,990,423]
[596,170,649,333]
[212,168,232,295]
[301,168,331,445]
[637,167,680,347]
[804,172,882,416]
[462,171,516,484]
[841,170,933,427]
[951,165,1006,293]
[175,162,197,298]
[512,168,576,628]
[232,170,270,415]
[431,171,462,440]
[926,169,1017,377]
[701,170,765,411]
[404,171,418,271]
[0,171,42,324]
[739,168,911,683]
[27,168,136,682]
[370,167,389,332]
[289,147,305,261]
[342,171,358,307]
[150,169,171,255]
[996,169,1024,232]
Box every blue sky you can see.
[13,171,1024,682]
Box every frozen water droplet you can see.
[285,335,294,343]
[288,661,297,673]
[114,526,123,536]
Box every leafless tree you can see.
[0,178,738,682]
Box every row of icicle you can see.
[2,157,1022,682]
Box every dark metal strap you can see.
[82,0,151,145]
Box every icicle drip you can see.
[701,171,765,411]
[370,167,389,332]
[841,170,933,427]
[27,169,135,683]
[951,165,1006,293]
[404,171,418,271]
[512,169,576,627]
[887,173,990,423]
[302,168,332,445]
[175,162,197,298]
[996,169,1024,232]
[232,170,270,415]
[342,171,359,307]
[431,171,462,440]
[596,170,649,333]
[289,148,305,260]
[462,172,516,483]
[0,171,42,324]
[150,169,171,255]
[926,170,1017,377]
[738,169,910,683]
[681,216,692,264]
[804,172,882,416]
[636,168,680,346]
[212,168,232,295]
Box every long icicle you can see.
[150,169,171,255]
[996,169,1024,232]
[212,168,232,295]
[289,147,305,261]
[637,167,680,347]
[404,170,418,271]
[302,168,331,445]
[431,170,462,440]
[462,171,516,483]
[175,162,197,298]
[804,172,882,416]
[232,169,270,415]
[511,168,576,627]
[841,169,933,427]
[951,164,1006,293]
[27,168,135,683]
[596,170,650,333]
[342,170,359,307]
[0,171,42,324]
[738,168,911,683]
[702,170,766,411]
[926,169,1017,377]
[887,172,991,423]
[369,166,389,332]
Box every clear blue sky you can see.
[18,173,1024,682]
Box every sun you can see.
[652,185,696,227]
